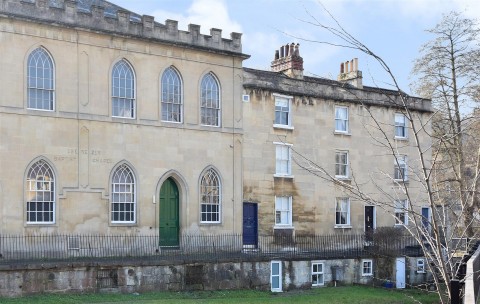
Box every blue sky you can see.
[112,0,479,95]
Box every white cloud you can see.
[318,0,479,27]
[151,0,242,38]
[242,32,282,69]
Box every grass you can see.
[0,286,440,304]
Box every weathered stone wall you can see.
[0,256,432,297]
[0,258,379,297]
[242,70,432,235]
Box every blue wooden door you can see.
[421,207,430,232]
[243,202,258,246]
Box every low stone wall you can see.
[0,257,427,297]
[465,245,480,304]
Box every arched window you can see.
[111,164,136,223]
[112,60,135,118]
[200,73,220,126]
[200,168,221,223]
[27,48,54,110]
[26,160,55,223]
[161,67,183,122]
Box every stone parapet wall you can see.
[0,0,245,56]
[243,68,432,113]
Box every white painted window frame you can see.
[27,47,56,112]
[335,197,351,228]
[273,93,294,130]
[394,199,409,226]
[111,59,136,119]
[161,66,183,123]
[362,259,373,276]
[274,142,293,178]
[200,168,222,224]
[334,106,349,133]
[335,150,349,179]
[417,258,426,273]
[395,113,408,139]
[270,260,283,292]
[274,196,293,228]
[110,164,136,224]
[200,72,221,127]
[394,155,408,182]
[26,160,56,224]
[311,261,325,286]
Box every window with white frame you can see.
[311,261,324,286]
[161,66,183,122]
[275,143,292,176]
[274,95,292,127]
[275,196,292,227]
[394,155,408,181]
[112,59,135,118]
[111,164,136,223]
[335,106,349,133]
[417,258,426,273]
[335,197,350,226]
[27,47,55,111]
[335,151,349,178]
[362,259,373,276]
[271,261,282,292]
[200,73,220,126]
[26,160,55,224]
[395,113,408,138]
[394,199,408,225]
[200,168,221,223]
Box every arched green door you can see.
[159,178,179,247]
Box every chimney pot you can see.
[271,43,304,79]
[338,58,362,88]
[294,44,299,56]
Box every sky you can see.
[112,0,480,95]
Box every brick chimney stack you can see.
[337,58,362,89]
[271,43,303,79]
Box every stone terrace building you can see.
[0,0,248,242]
[242,44,432,239]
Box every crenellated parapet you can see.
[0,0,245,55]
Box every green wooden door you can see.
[159,178,179,247]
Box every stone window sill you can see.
[273,124,294,131]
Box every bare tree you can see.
[285,6,480,304]
[412,11,480,238]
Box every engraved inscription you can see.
[54,148,112,164]
[54,155,77,161]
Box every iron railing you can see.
[0,234,422,265]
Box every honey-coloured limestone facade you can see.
[0,0,248,240]
[242,43,432,237]
[0,0,433,243]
